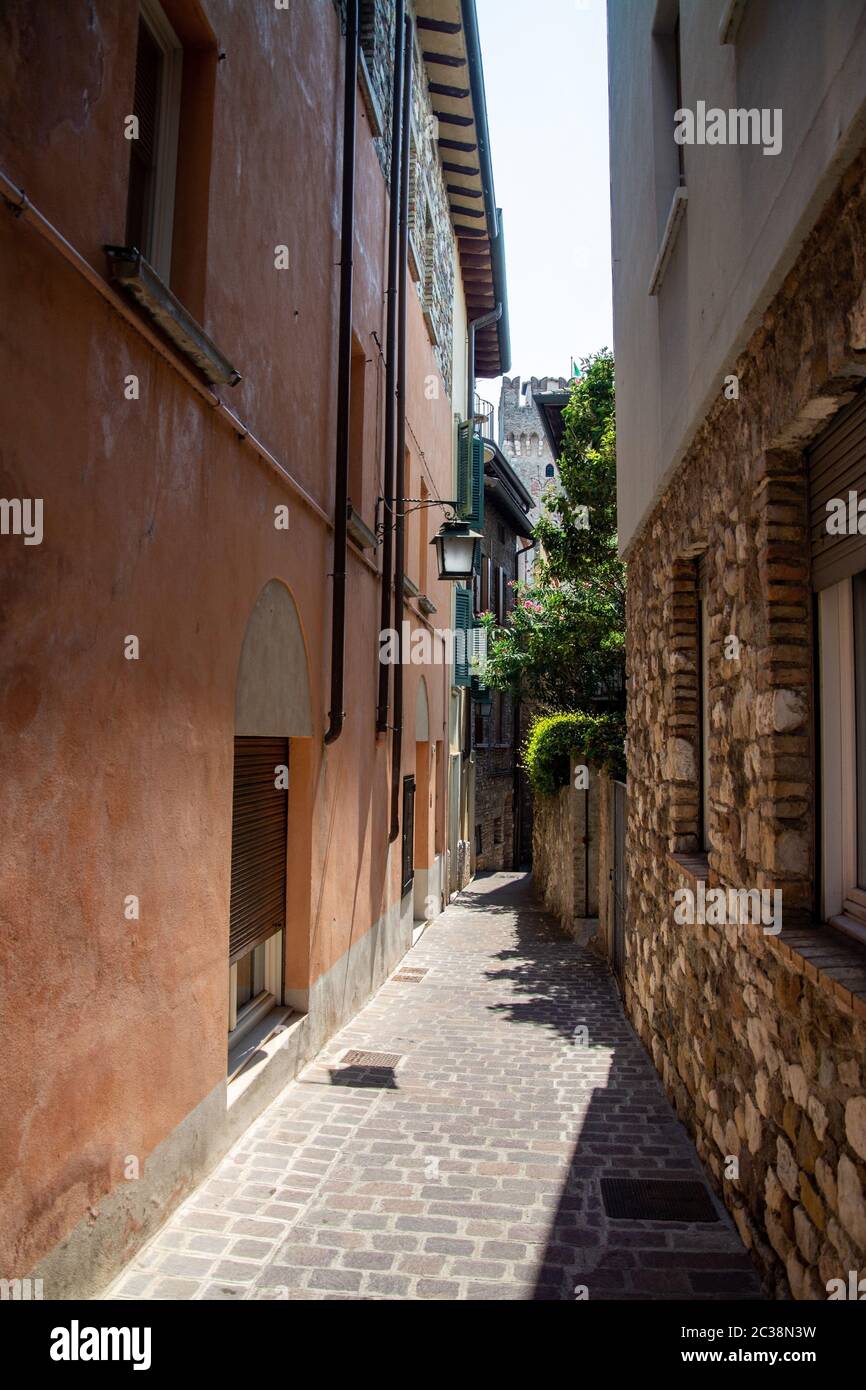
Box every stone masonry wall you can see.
[532,759,601,942]
[624,148,866,1298]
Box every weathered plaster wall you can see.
[0,0,456,1292]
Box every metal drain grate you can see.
[393,968,428,982]
[600,1178,719,1223]
[340,1050,402,1068]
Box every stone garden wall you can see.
[532,759,601,944]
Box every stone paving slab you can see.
[106,872,764,1301]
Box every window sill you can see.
[227,1004,294,1084]
[104,245,241,387]
[648,186,688,297]
[347,505,377,551]
[667,849,710,885]
[357,48,384,137]
[828,911,866,951]
[770,924,866,1021]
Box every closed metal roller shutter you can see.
[229,736,288,964]
[809,386,866,591]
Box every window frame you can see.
[227,928,284,1043]
[698,567,711,853]
[134,0,183,282]
[818,576,866,939]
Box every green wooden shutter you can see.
[454,585,472,687]
[456,421,484,530]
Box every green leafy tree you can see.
[480,349,625,714]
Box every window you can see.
[227,737,288,1053]
[417,478,429,592]
[348,336,367,517]
[474,703,486,746]
[812,384,866,943]
[359,0,377,69]
[401,776,416,896]
[698,553,711,853]
[651,3,684,230]
[126,0,183,281]
[648,0,687,295]
[819,575,866,941]
[545,464,555,478]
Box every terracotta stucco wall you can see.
[0,0,455,1286]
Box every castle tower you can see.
[497,375,569,524]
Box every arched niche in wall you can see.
[235,578,312,737]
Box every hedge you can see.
[522,711,626,796]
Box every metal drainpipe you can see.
[585,780,591,919]
[467,303,502,422]
[389,13,412,843]
[376,0,406,734]
[324,0,359,745]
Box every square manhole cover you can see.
[600,1178,719,1223]
[392,968,428,982]
[340,1050,402,1068]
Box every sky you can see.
[474,0,613,390]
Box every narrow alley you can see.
[107,874,762,1303]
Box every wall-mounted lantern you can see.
[430,519,482,582]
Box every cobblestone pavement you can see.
[107,872,764,1301]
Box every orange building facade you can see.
[0,0,509,1295]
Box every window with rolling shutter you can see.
[809,385,866,591]
[228,737,288,964]
[401,776,415,896]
